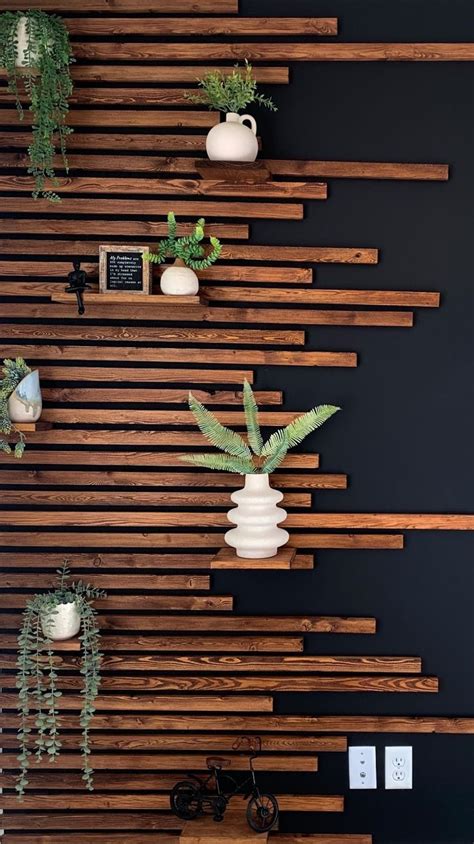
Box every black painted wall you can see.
[219,1,474,841]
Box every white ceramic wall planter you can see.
[8,370,42,423]
[14,16,42,68]
[225,473,289,559]
[206,112,258,162]
[160,262,199,295]
[41,601,81,641]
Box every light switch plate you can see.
[385,746,413,789]
[349,745,377,789]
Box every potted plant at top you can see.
[0,10,73,201]
[16,561,106,798]
[187,60,277,162]
[145,211,222,295]
[181,380,340,559]
[0,357,42,458]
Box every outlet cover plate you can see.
[385,746,413,789]
[349,745,377,789]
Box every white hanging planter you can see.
[15,16,39,68]
[41,600,81,641]
[160,260,199,295]
[206,112,258,162]
[225,473,289,559]
[8,369,42,423]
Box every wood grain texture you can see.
[40,387,282,405]
[0,491,311,508]
[0,218,249,238]
[2,837,179,844]
[0,693,275,712]
[0,813,179,830]
[1,65,289,83]
[2,0,238,9]
[1,631,303,652]
[0,595,233,610]
[0,328,305,346]
[64,17,338,35]
[205,287,440,307]
[0,110,218,129]
[35,367,255,384]
[284,513,474,530]
[0,793,347,811]
[0,450,319,469]
[0,552,315,571]
[0,266,313,284]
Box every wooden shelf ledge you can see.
[180,814,268,844]
[211,548,296,569]
[50,292,202,306]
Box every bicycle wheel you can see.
[170,780,201,820]
[246,792,279,832]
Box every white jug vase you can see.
[225,473,289,559]
[206,112,258,162]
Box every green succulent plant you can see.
[186,60,277,114]
[0,10,73,201]
[16,561,106,799]
[181,380,340,474]
[0,357,31,458]
[145,212,221,270]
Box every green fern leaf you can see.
[243,379,263,456]
[180,453,254,474]
[261,432,289,474]
[262,404,340,456]
[188,392,252,460]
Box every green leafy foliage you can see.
[186,60,277,114]
[15,561,106,798]
[145,212,221,270]
[181,383,340,475]
[0,357,31,457]
[0,10,73,201]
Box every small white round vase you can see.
[225,473,289,559]
[206,112,258,162]
[41,601,81,641]
[8,370,42,423]
[160,264,199,295]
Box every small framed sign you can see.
[99,245,151,295]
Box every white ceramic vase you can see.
[160,261,199,295]
[8,370,42,423]
[41,601,81,641]
[206,112,258,162]
[15,16,38,67]
[225,473,289,559]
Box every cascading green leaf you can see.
[188,391,252,461]
[145,211,221,270]
[261,405,340,457]
[243,379,263,456]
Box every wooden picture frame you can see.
[99,244,151,295]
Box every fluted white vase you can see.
[41,601,81,641]
[8,370,42,423]
[225,473,289,559]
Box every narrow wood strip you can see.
[0,472,338,490]
[0,813,179,831]
[285,513,474,530]
[0,614,373,634]
[0,266,312,284]
[40,387,282,404]
[0,197,303,219]
[1,634,303,653]
[0,303,409,327]
[0,653,421,673]
[72,66,288,84]
[205,287,440,307]
[0,328,305,346]
[37,367,254,384]
[0,552,314,571]
[0,220,250,240]
[0,87,200,105]
[0,110,218,129]
[0,595,232,610]
[2,837,178,844]
[0,176,327,200]
[64,17,338,36]
[0,131,209,151]
[35,410,315,427]
[0,431,320,450]
[0,694,274,712]
[0,153,447,181]
[71,42,474,61]
[0,450,318,469]
[1,792,344,811]
[277,837,372,844]
[0,491,312,509]
[0,532,403,549]
[2,0,238,9]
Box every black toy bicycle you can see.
[170,736,279,833]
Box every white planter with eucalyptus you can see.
[41,599,81,641]
[182,380,340,560]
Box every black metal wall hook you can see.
[65,258,91,315]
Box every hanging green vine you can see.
[0,10,73,201]
[16,561,106,798]
[0,356,31,458]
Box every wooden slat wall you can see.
[0,0,472,841]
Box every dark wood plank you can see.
[0,694,275,712]
[1,633,303,652]
[0,218,249,238]
[0,491,311,508]
[0,595,232,610]
[0,328,306,346]
[64,17,338,36]
[0,450,319,469]
[0,552,314,570]
[267,159,449,181]
[40,386,282,405]
[0,813,179,831]
[1,792,347,810]
[285,513,474,530]
[0,266,312,284]
[0,111,218,129]
[3,0,238,9]
[204,287,440,307]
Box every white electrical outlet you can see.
[385,746,413,789]
[348,746,377,789]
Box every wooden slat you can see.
[0,154,448,181]
[0,552,315,571]
[70,66,289,84]
[1,633,304,652]
[32,367,255,384]
[0,219,249,238]
[0,813,179,831]
[284,513,474,530]
[3,0,238,10]
[0,110,218,129]
[0,197,303,220]
[40,387,281,404]
[0,430,321,449]
[32,410,325,427]
[0,329,304,347]
[0,595,232,610]
[0,492,312,508]
[0,175,327,200]
[0,472,340,490]
[277,838,372,844]
[0,575,212,591]
[0,450,319,469]
[0,614,374,634]
[0,266,313,284]
[1,792,346,811]
[0,532,404,549]
[205,287,440,307]
[64,17,338,36]
[0,771,349,789]
[2,837,179,844]
[0,131,210,151]
[0,693,275,712]
[0,652,421,673]
[70,42,474,62]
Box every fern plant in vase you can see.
[182,380,340,558]
[145,211,221,295]
[0,10,73,202]
[187,60,277,162]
